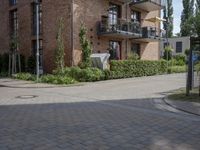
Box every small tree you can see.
[163,45,173,61]
[10,34,18,51]
[55,17,65,72]
[79,24,92,68]
[9,34,21,74]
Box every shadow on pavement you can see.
[0,98,199,150]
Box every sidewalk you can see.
[0,78,83,88]
[164,98,200,116]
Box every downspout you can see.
[125,3,128,59]
[71,0,74,66]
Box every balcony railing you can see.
[139,26,165,42]
[97,19,142,39]
[130,0,165,12]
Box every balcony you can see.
[97,18,142,39]
[135,26,165,42]
[130,0,165,12]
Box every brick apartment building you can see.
[0,0,165,73]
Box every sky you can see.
[173,1,183,35]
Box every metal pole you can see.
[35,0,40,82]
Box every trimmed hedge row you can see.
[53,67,105,82]
[14,60,187,85]
[109,60,168,79]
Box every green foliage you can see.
[40,75,76,85]
[15,73,36,81]
[79,24,92,68]
[195,62,200,73]
[27,55,36,73]
[163,0,173,38]
[185,49,190,56]
[55,17,65,72]
[172,54,186,66]
[127,52,140,60]
[167,66,187,74]
[191,12,200,37]
[109,60,168,79]
[181,0,195,36]
[163,46,173,60]
[9,35,19,51]
[54,67,105,82]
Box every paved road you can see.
[0,74,200,150]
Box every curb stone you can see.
[163,96,200,117]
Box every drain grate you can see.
[16,95,38,99]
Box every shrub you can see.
[195,62,200,73]
[41,75,76,85]
[163,46,173,60]
[55,17,65,72]
[103,69,112,80]
[168,59,185,66]
[185,49,190,56]
[15,73,36,81]
[77,67,104,82]
[109,60,167,79]
[173,54,186,66]
[127,52,140,60]
[79,24,92,68]
[168,66,186,74]
[53,67,104,82]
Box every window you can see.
[32,40,43,68]
[10,0,17,6]
[32,0,42,35]
[109,41,121,60]
[131,43,140,56]
[10,9,18,36]
[176,42,182,53]
[131,10,141,23]
[108,3,121,25]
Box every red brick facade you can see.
[0,0,163,73]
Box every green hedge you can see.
[53,67,105,82]
[109,60,167,79]
[40,75,76,85]
[168,66,187,74]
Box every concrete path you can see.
[0,73,200,150]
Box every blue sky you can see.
[173,1,183,34]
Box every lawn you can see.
[168,88,200,103]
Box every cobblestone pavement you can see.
[0,74,200,150]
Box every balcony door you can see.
[109,41,121,60]
[108,3,121,26]
[131,43,140,57]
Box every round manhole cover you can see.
[16,95,38,99]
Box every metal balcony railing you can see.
[142,26,165,40]
[98,19,142,38]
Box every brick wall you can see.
[0,0,161,73]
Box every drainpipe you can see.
[71,0,74,66]
[126,3,128,59]
[35,0,40,82]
